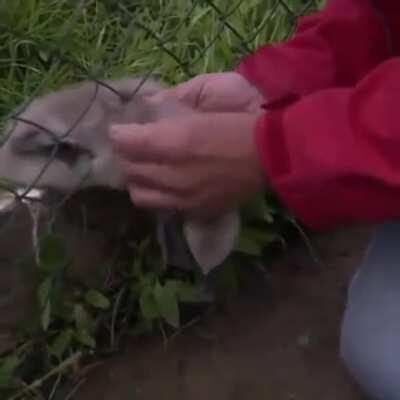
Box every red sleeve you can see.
[255,58,400,230]
[236,0,392,106]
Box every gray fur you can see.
[0,77,240,273]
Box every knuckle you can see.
[170,126,192,158]
[139,132,153,154]
[180,121,203,157]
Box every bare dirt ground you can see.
[75,225,374,400]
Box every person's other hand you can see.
[109,112,265,219]
[154,72,265,114]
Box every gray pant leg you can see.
[341,221,400,400]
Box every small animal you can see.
[0,77,240,273]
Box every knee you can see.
[340,313,376,388]
[340,310,400,400]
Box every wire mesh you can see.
[0,0,323,209]
[0,0,323,397]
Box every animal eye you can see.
[10,130,92,167]
[53,141,78,162]
[31,140,83,167]
[12,134,79,162]
[53,140,93,167]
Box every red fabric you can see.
[237,0,400,230]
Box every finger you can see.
[117,159,200,196]
[109,121,190,163]
[142,88,177,103]
[150,81,212,113]
[128,184,191,212]
[165,75,209,109]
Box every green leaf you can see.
[235,235,263,256]
[38,50,49,62]
[139,291,159,321]
[214,261,240,296]
[163,280,179,295]
[85,290,110,310]
[38,277,52,307]
[242,228,281,246]
[174,281,201,303]
[235,228,281,256]
[241,195,276,223]
[39,233,68,271]
[74,304,94,333]
[49,329,73,359]
[154,281,180,328]
[41,300,51,331]
[0,355,19,387]
[74,304,96,348]
[74,329,96,348]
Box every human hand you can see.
[153,72,265,114]
[109,112,266,220]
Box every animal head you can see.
[0,77,240,274]
[0,78,187,192]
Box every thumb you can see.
[109,123,153,159]
[163,76,207,109]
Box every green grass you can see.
[0,0,324,398]
[0,0,324,121]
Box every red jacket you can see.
[237,0,400,230]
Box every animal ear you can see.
[183,210,240,274]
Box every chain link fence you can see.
[0,0,325,180]
[0,1,323,398]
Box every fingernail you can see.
[109,124,135,141]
